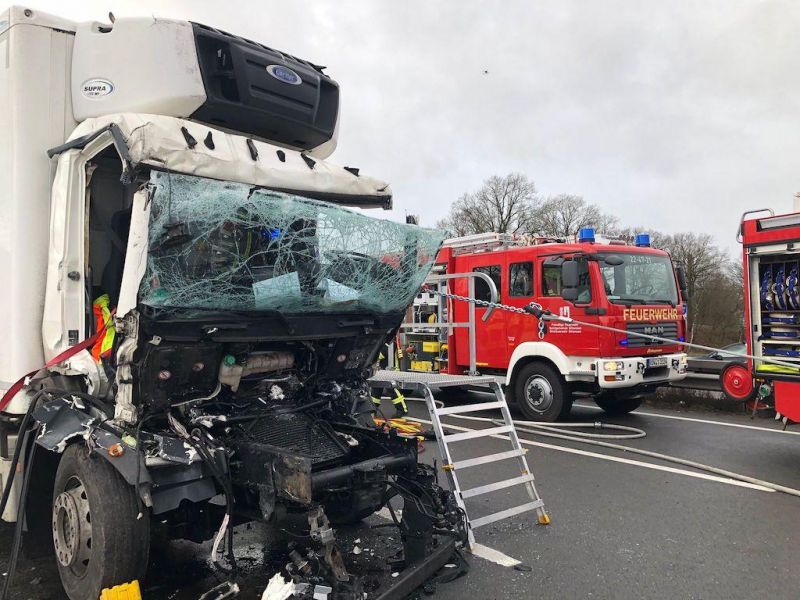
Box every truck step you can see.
[470,500,545,529]
[461,474,535,499]
[443,425,513,443]
[452,448,527,470]
[436,401,504,416]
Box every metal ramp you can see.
[369,370,549,548]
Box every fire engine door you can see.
[452,255,507,370]
[536,257,600,355]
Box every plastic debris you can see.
[261,573,295,600]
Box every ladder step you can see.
[436,401,505,416]
[452,449,526,470]
[443,425,513,443]
[470,500,545,529]
[461,474,535,499]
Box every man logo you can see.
[559,306,571,318]
[643,325,665,336]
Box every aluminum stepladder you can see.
[369,369,549,549]
[422,379,549,548]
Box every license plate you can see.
[646,357,668,368]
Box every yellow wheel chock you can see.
[100,580,142,600]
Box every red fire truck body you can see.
[432,232,689,421]
[740,210,800,423]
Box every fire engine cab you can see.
[416,230,690,421]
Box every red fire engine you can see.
[405,230,690,421]
[739,209,800,423]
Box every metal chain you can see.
[426,287,544,315]
[429,288,536,315]
[422,285,800,371]
[425,286,547,338]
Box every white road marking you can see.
[572,402,800,436]
[374,506,523,567]
[411,418,775,493]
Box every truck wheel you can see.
[52,445,149,600]
[720,363,756,403]
[594,392,643,415]
[514,362,571,422]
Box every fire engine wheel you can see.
[593,392,643,415]
[720,363,756,403]
[52,445,149,600]
[515,362,571,422]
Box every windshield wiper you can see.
[610,298,648,305]
[647,299,676,307]
[610,297,676,307]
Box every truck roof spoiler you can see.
[48,114,393,209]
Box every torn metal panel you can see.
[149,462,217,515]
[34,397,96,453]
[64,114,393,208]
[33,397,152,487]
[140,171,445,316]
[273,454,313,505]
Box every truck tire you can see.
[52,445,150,600]
[720,363,756,403]
[594,391,643,415]
[514,362,572,422]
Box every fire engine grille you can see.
[244,413,349,467]
[626,322,679,348]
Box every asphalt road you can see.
[3,391,800,599]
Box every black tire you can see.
[514,362,572,422]
[52,445,150,600]
[594,391,644,416]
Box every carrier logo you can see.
[266,64,302,85]
[81,78,114,99]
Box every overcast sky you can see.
[32,0,800,254]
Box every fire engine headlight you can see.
[603,361,623,372]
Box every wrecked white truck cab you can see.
[42,113,397,421]
[0,8,465,599]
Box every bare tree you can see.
[659,232,730,343]
[436,173,539,236]
[532,194,618,238]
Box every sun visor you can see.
[64,114,391,209]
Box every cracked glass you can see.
[140,171,445,315]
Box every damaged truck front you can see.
[22,117,463,599]
[0,9,465,599]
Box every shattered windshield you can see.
[600,253,679,305]
[140,172,445,315]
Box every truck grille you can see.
[626,322,679,348]
[245,413,349,467]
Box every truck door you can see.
[535,257,600,355]
[451,254,507,371]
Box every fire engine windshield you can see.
[599,253,679,305]
[139,171,446,315]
